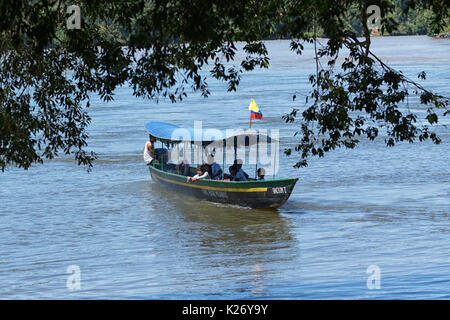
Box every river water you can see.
[1,36,449,299]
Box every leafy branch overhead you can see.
[0,0,448,171]
[282,0,449,167]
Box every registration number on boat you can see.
[271,187,287,194]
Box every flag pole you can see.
[249,96,253,129]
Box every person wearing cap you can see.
[228,165,243,181]
[233,159,249,181]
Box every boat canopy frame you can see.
[145,121,277,146]
[145,121,279,180]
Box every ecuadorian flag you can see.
[249,98,263,119]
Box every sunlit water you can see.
[1,36,449,299]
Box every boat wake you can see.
[200,200,253,210]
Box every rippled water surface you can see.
[1,36,449,299]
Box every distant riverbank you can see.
[433,33,450,38]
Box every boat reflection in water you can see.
[145,121,298,209]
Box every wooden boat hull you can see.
[148,164,298,209]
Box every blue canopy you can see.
[144,122,185,141]
[144,121,276,146]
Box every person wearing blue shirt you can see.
[206,152,223,179]
[229,165,247,181]
[235,168,247,181]
[211,162,223,179]
[233,159,249,180]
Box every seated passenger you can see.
[223,166,235,180]
[210,162,223,179]
[205,153,223,180]
[233,159,249,180]
[187,166,210,182]
[203,163,213,178]
[179,161,190,176]
[257,168,265,180]
[164,163,176,172]
[234,167,247,181]
[229,165,247,182]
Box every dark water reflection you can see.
[138,182,298,298]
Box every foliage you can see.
[0,0,449,171]
[343,0,449,36]
[1,0,278,171]
[281,0,449,167]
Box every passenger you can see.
[210,162,222,179]
[230,164,247,182]
[176,144,191,176]
[179,161,190,176]
[187,166,210,182]
[203,163,213,178]
[206,153,223,179]
[227,165,237,180]
[233,159,249,180]
[144,135,156,164]
[257,168,265,180]
[234,167,247,181]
